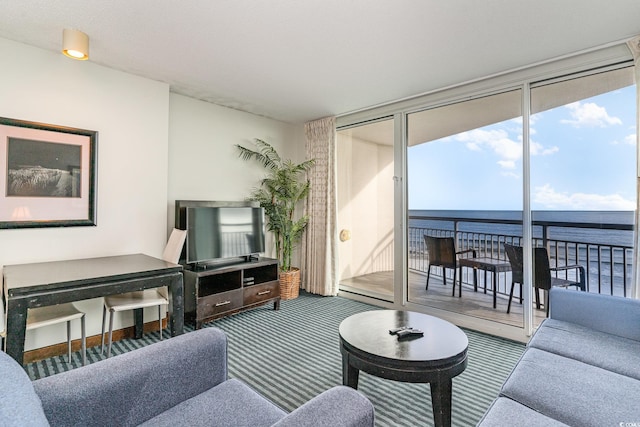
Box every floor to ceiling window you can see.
[406,89,526,327]
[526,66,636,328]
[335,45,637,338]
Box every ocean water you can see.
[409,210,635,247]
[408,210,635,294]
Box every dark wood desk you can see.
[3,254,184,365]
[457,257,511,308]
[339,310,468,427]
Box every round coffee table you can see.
[339,310,468,427]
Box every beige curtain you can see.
[628,36,640,300]
[302,116,338,295]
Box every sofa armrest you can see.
[33,328,228,427]
[549,287,640,341]
[272,386,374,427]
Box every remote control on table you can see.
[397,328,424,338]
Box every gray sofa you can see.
[0,327,374,427]
[478,287,640,426]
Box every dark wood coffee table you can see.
[339,310,468,427]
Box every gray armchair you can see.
[0,328,374,427]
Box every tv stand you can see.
[183,257,280,329]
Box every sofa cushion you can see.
[501,348,640,426]
[529,319,640,380]
[0,351,50,427]
[549,288,640,341]
[477,397,568,426]
[272,386,374,427]
[139,378,286,427]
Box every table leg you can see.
[492,270,497,309]
[430,378,453,427]
[483,270,488,294]
[342,352,360,389]
[5,298,28,365]
[134,308,144,339]
[168,273,185,337]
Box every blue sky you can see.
[408,85,637,211]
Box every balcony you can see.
[341,211,635,328]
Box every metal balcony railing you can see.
[408,214,634,298]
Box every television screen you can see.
[186,206,265,264]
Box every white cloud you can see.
[624,133,636,145]
[501,171,519,179]
[561,101,622,128]
[457,128,520,162]
[497,160,516,169]
[456,128,558,170]
[533,184,635,210]
[530,141,559,156]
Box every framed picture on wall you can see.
[0,117,98,229]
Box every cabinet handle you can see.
[257,290,271,296]
[215,300,231,307]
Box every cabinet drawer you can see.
[198,289,243,318]
[243,281,280,306]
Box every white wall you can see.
[0,38,171,350]
[0,37,302,352]
[167,94,301,258]
[337,134,394,280]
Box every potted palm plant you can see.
[236,139,315,299]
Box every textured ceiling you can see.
[0,1,639,124]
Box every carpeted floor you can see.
[26,291,525,426]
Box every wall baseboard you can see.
[24,318,168,364]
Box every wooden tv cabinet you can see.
[183,257,280,329]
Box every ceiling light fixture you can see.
[62,29,89,60]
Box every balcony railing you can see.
[408,214,634,298]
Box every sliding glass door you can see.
[336,118,395,301]
[406,90,525,325]
[527,66,636,327]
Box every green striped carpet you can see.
[27,292,524,426]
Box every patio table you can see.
[457,257,511,308]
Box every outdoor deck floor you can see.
[340,270,548,328]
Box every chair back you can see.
[503,243,552,290]
[503,243,524,285]
[162,228,187,264]
[424,236,457,268]
[533,247,552,290]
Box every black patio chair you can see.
[424,235,476,297]
[503,243,586,315]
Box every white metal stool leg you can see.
[107,309,115,358]
[66,320,72,363]
[101,305,107,354]
[65,314,87,365]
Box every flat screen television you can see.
[185,206,265,265]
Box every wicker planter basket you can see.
[279,268,300,300]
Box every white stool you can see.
[100,228,185,358]
[101,290,168,358]
[26,304,87,365]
